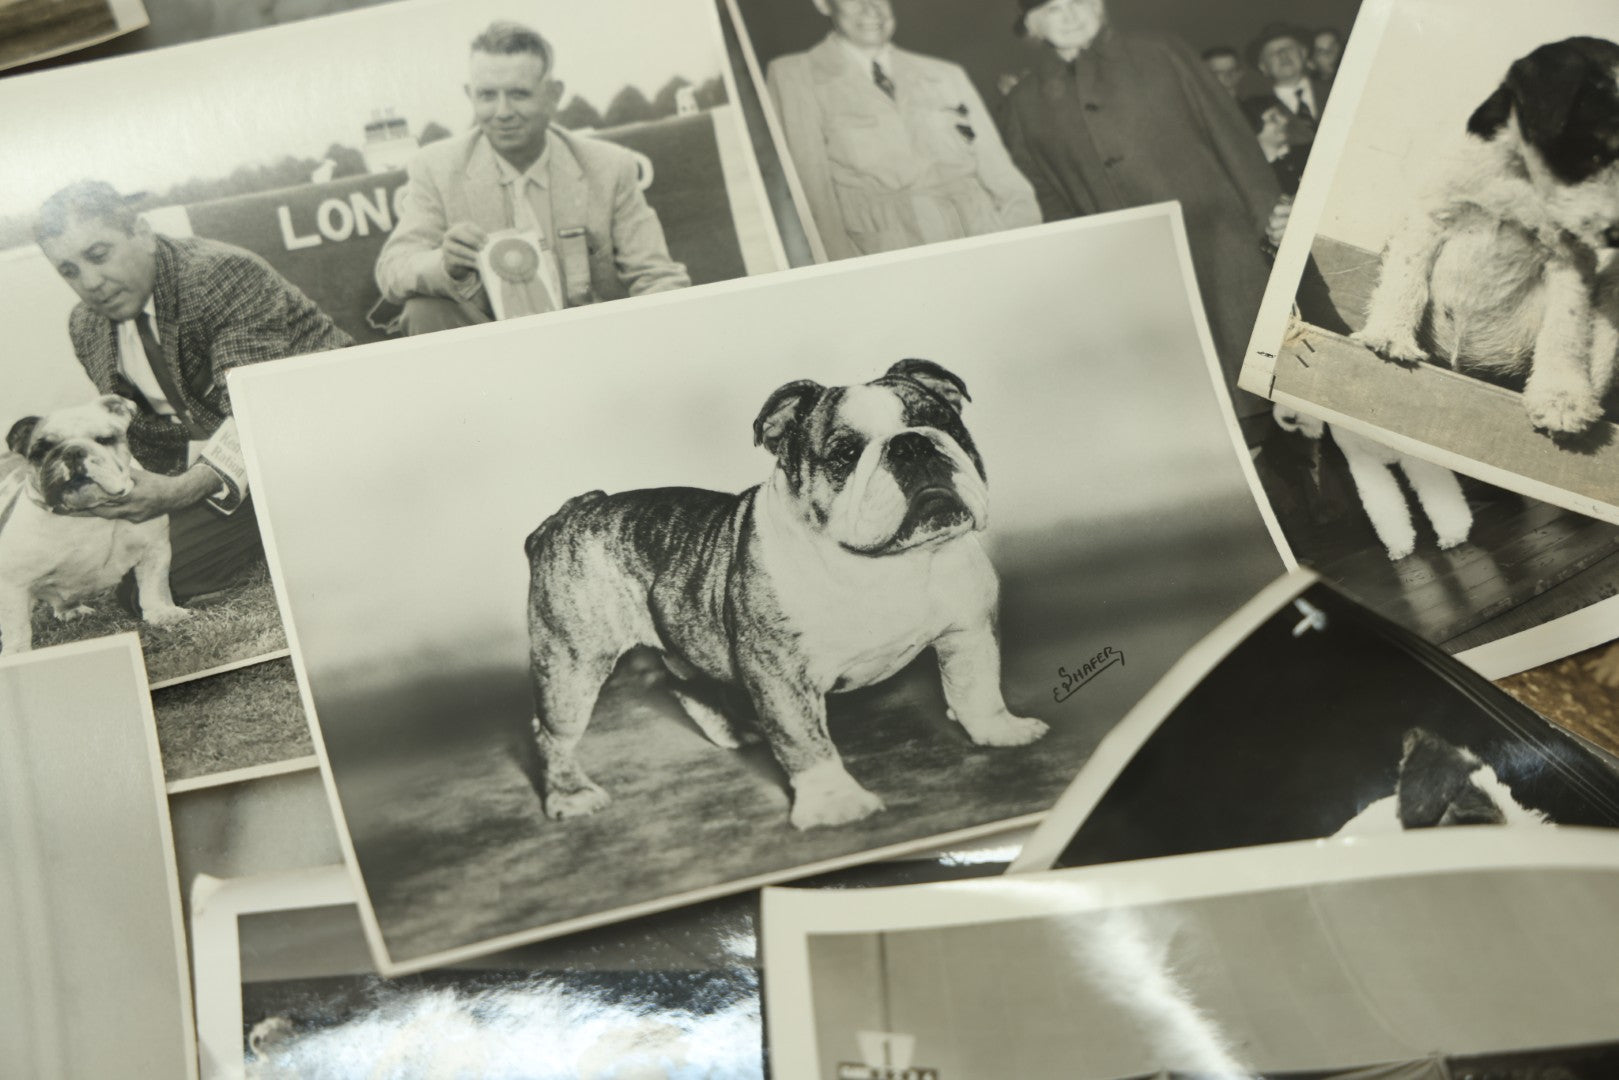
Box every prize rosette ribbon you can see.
[488,235,540,285]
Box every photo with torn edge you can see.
[763,828,1619,1080]
[0,634,197,1080]
[232,206,1286,972]
[0,0,786,685]
[723,0,1361,407]
[0,0,145,72]
[1239,0,1619,509]
[1007,568,1619,876]
[190,860,1007,1079]
[1225,0,1619,680]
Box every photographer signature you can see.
[1052,646,1123,703]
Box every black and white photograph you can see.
[233,208,1285,971]
[190,867,758,1080]
[0,0,145,71]
[1008,569,1619,875]
[725,0,1360,403]
[190,859,1005,1078]
[1240,0,1619,523]
[0,0,785,688]
[155,656,317,793]
[0,635,197,1080]
[763,829,1619,1080]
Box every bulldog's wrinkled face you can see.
[755,360,989,556]
[1469,37,1619,264]
[7,396,139,512]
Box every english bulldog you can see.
[0,395,190,654]
[1354,36,1619,435]
[523,359,1046,830]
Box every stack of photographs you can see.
[2,0,1618,1076]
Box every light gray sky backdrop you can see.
[0,0,728,220]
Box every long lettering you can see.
[277,205,322,251]
[316,198,355,242]
[350,187,392,236]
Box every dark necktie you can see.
[1295,87,1315,123]
[134,311,203,438]
[873,60,896,100]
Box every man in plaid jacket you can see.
[34,180,353,602]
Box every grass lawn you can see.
[151,655,313,783]
[24,560,287,685]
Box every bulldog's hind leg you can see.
[669,686,751,749]
[529,647,617,819]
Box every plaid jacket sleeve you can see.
[174,241,351,513]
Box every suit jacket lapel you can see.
[151,236,181,372]
[463,136,510,231]
[547,131,588,232]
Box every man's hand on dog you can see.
[74,465,218,522]
[440,221,489,282]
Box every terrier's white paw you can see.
[1353,327,1426,365]
[789,760,885,829]
[1524,383,1602,434]
[961,711,1049,747]
[1434,522,1473,550]
[54,604,96,623]
[1383,539,1416,561]
[143,605,193,628]
[544,782,611,820]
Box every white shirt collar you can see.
[837,35,895,76]
[1274,78,1313,107]
[492,137,553,188]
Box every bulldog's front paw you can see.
[959,710,1049,747]
[1523,380,1602,434]
[543,781,611,820]
[789,760,885,829]
[143,605,194,628]
[1352,327,1425,366]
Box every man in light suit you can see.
[376,21,690,335]
[765,0,1040,261]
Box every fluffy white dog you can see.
[1354,36,1619,435]
[1273,404,1473,560]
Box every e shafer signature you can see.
[1053,646,1123,703]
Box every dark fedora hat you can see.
[1246,21,1310,67]
[1012,0,1049,37]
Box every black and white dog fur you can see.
[1355,36,1619,435]
[0,395,190,653]
[1335,727,1551,835]
[523,360,1046,830]
[1272,404,1473,560]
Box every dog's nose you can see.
[886,431,934,463]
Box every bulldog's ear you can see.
[886,358,971,410]
[1471,42,1590,146]
[753,380,823,456]
[6,416,39,456]
[98,394,138,427]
